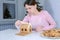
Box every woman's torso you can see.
[28,10,49,29]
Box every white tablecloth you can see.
[0,29,60,40]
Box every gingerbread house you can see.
[16,21,32,36]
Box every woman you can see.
[15,0,56,32]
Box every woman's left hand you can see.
[36,25,44,32]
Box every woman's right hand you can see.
[15,20,21,27]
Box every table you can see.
[0,29,60,40]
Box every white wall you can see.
[17,0,26,20]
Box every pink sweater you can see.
[23,10,56,30]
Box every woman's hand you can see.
[15,20,22,27]
[36,25,44,32]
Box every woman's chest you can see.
[29,15,46,25]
